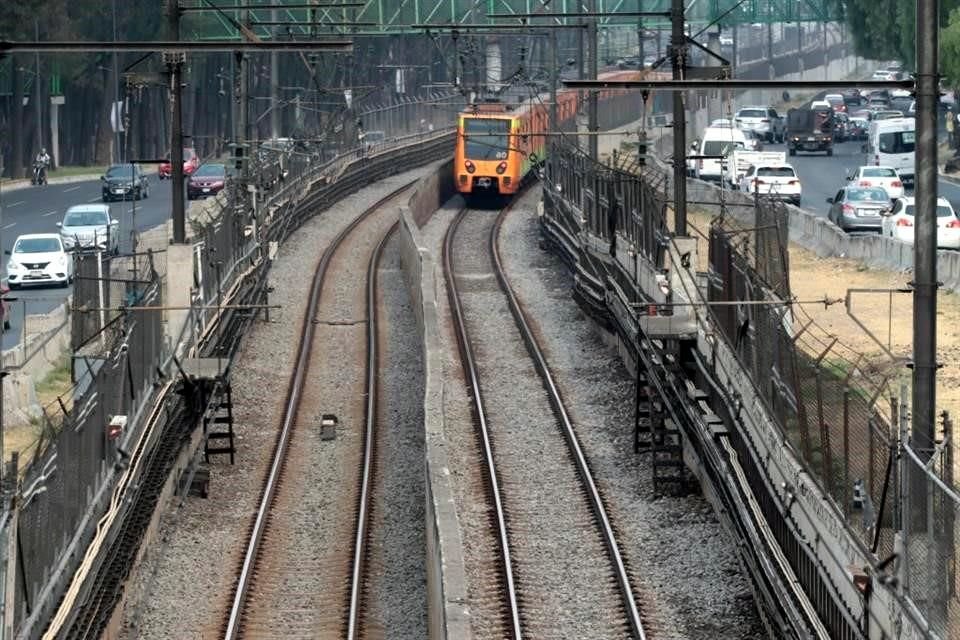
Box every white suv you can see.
[734,106,785,143]
[739,164,802,206]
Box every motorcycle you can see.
[31,162,47,186]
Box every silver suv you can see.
[734,106,785,143]
[57,204,119,254]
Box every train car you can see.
[454,69,662,198]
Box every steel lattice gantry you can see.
[183,0,842,39]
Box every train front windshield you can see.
[463,118,510,161]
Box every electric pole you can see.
[588,0,599,161]
[671,0,687,235]
[270,6,280,140]
[913,0,940,463]
[167,0,185,244]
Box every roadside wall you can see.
[398,162,471,640]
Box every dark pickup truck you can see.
[786,108,834,156]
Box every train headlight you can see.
[496,161,508,175]
[465,160,476,174]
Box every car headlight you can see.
[56,254,68,266]
[7,262,19,271]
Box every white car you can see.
[872,70,897,81]
[6,234,74,289]
[738,164,802,206]
[847,165,905,199]
[57,204,120,254]
[881,197,960,249]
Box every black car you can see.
[101,164,150,202]
[187,163,228,200]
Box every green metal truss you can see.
[183,0,841,40]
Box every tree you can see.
[942,9,960,88]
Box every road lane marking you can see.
[2,223,15,230]
[7,201,24,207]
[87,197,102,203]
[63,185,82,193]
[42,210,58,217]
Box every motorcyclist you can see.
[33,148,50,184]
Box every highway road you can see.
[0,173,184,350]
[737,137,960,222]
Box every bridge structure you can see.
[182,0,843,40]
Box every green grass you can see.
[47,165,108,178]
[34,354,73,408]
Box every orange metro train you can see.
[454,68,660,197]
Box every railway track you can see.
[443,200,646,639]
[223,182,411,639]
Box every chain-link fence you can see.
[707,204,900,556]
[900,415,960,639]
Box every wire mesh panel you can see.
[707,208,898,554]
[902,443,959,639]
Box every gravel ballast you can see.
[451,207,627,638]
[497,186,767,639]
[366,234,428,638]
[117,167,434,639]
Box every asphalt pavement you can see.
[740,138,960,222]
[0,172,183,350]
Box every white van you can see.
[866,117,915,185]
[691,126,747,182]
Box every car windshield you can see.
[702,140,743,156]
[194,164,225,178]
[847,188,890,202]
[15,238,61,253]
[861,167,897,177]
[903,205,955,218]
[463,118,511,161]
[878,130,915,153]
[106,166,135,178]
[825,95,843,104]
[63,211,109,226]
[737,109,765,118]
[757,167,796,177]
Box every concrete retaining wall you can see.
[408,158,456,228]
[398,165,471,640]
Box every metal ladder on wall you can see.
[204,383,236,464]
[634,347,689,495]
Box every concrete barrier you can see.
[408,158,456,228]
[398,196,472,640]
[683,175,960,293]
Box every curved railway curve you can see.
[222,182,412,639]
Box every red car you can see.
[159,147,200,180]
[187,163,228,200]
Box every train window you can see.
[463,118,510,160]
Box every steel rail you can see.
[442,209,523,640]
[490,204,646,640]
[345,221,398,639]
[223,181,414,640]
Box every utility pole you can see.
[270,6,280,140]
[588,0,599,161]
[671,0,687,235]
[112,1,121,164]
[34,20,42,160]
[913,0,939,462]
[550,29,558,134]
[166,0,186,244]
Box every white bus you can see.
[866,117,915,186]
